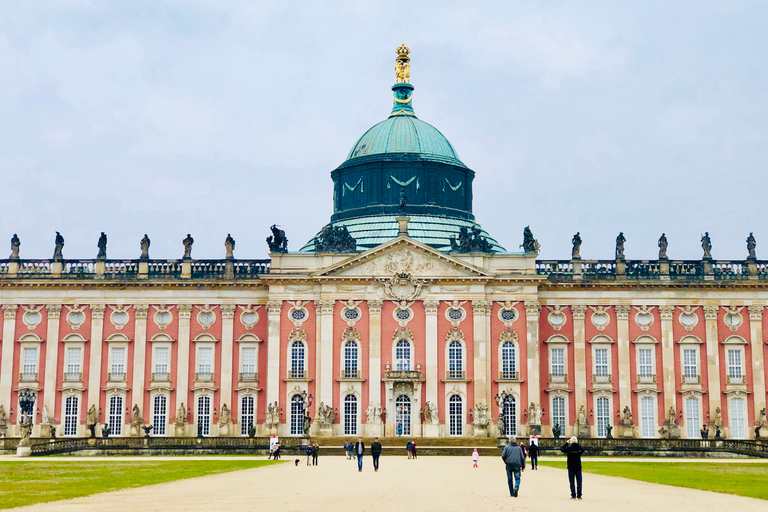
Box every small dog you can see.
[295,459,300,466]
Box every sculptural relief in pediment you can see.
[333,247,481,279]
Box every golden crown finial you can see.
[396,41,410,57]
[395,42,411,84]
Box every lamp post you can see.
[18,389,36,452]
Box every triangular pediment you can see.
[313,236,493,279]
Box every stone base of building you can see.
[473,427,489,437]
[317,427,333,437]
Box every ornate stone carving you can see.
[633,306,655,331]
[9,234,20,260]
[342,327,361,342]
[154,305,175,329]
[524,301,541,318]
[287,301,309,327]
[266,224,288,253]
[218,403,232,430]
[571,305,586,320]
[528,402,541,425]
[445,327,464,342]
[96,232,107,260]
[471,300,489,316]
[239,305,261,330]
[340,299,362,326]
[224,234,235,260]
[423,401,439,424]
[65,304,87,330]
[314,225,357,253]
[47,304,62,319]
[748,306,763,322]
[499,328,518,343]
[376,273,431,301]
[615,232,626,261]
[266,301,282,315]
[367,300,383,314]
[589,306,611,331]
[546,305,566,331]
[177,304,192,319]
[449,225,494,253]
[317,402,335,428]
[265,402,280,430]
[521,226,540,253]
[747,232,757,260]
[703,305,719,321]
[316,300,335,315]
[619,406,634,427]
[182,234,194,259]
[197,305,217,330]
[53,231,65,261]
[220,305,236,319]
[615,305,630,320]
[393,327,414,341]
[2,305,17,319]
[659,305,674,320]
[473,403,489,428]
[658,233,668,260]
[140,234,150,259]
[423,300,440,314]
[134,305,149,320]
[91,305,106,319]
[571,232,582,260]
[289,328,307,342]
[701,232,712,260]
[20,305,42,329]
[366,402,382,425]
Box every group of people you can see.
[342,437,383,472]
[304,442,320,466]
[267,442,282,460]
[501,435,585,499]
[405,440,418,459]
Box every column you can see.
[317,300,335,406]
[266,301,282,404]
[0,306,17,412]
[220,305,236,414]
[703,305,722,417]
[424,300,439,408]
[42,305,62,412]
[572,306,587,415]
[131,305,149,415]
[368,300,383,410]
[525,301,542,415]
[87,305,106,412]
[616,305,632,410]
[176,305,192,413]
[748,306,766,417]
[659,306,676,412]
[472,300,490,406]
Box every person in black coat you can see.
[354,436,365,472]
[560,436,585,499]
[528,440,540,470]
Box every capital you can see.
[423,300,440,314]
[703,305,719,321]
[134,305,149,319]
[367,300,383,314]
[2,305,17,319]
[177,304,193,319]
[524,301,541,316]
[748,305,764,321]
[471,300,489,315]
[266,301,283,315]
[90,305,106,319]
[46,304,62,319]
[659,306,674,320]
[571,305,587,320]
[615,305,631,320]
[221,305,237,319]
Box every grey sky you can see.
[1,1,767,261]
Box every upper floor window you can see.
[501,341,516,379]
[241,347,256,374]
[638,348,654,383]
[197,346,213,380]
[727,348,744,383]
[550,347,566,382]
[110,347,126,376]
[154,346,170,375]
[395,339,411,371]
[594,348,609,377]
[22,347,38,377]
[343,341,359,378]
[65,347,82,380]
[448,340,463,379]
[683,348,699,382]
[290,341,305,378]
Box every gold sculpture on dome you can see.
[395,41,411,83]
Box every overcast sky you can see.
[1,1,767,262]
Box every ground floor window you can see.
[640,397,655,438]
[503,397,517,436]
[449,395,462,436]
[153,395,167,436]
[685,398,700,439]
[197,395,211,436]
[63,395,79,436]
[240,396,255,436]
[108,395,123,436]
[551,396,566,435]
[730,398,745,439]
[344,394,358,436]
[395,395,411,437]
[596,397,610,437]
[290,395,305,436]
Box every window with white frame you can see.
[727,349,744,384]
[596,396,611,437]
[503,397,517,436]
[449,394,463,436]
[240,395,255,436]
[638,348,654,383]
[21,347,38,380]
[448,341,463,379]
[343,341,359,379]
[730,397,746,439]
[197,395,211,436]
[684,397,700,439]
[395,394,411,436]
[594,348,609,383]
[551,396,566,434]
[108,395,123,436]
[682,347,699,383]
[290,394,305,435]
[241,347,257,380]
[63,395,79,436]
[290,341,305,378]
[344,394,358,435]
[153,346,170,380]
[640,396,655,438]
[550,347,566,382]
[501,342,516,380]
[197,346,213,381]
[395,339,411,371]
[110,347,126,380]
[65,347,82,380]
[152,395,167,436]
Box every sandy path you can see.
[10,456,766,511]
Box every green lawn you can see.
[539,461,768,501]
[0,460,279,509]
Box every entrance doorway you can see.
[395,395,411,436]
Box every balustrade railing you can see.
[341,370,361,379]
[19,372,38,382]
[239,372,258,382]
[499,371,520,381]
[682,374,701,384]
[108,372,126,382]
[637,374,656,384]
[383,370,423,381]
[727,375,745,384]
[533,259,768,282]
[195,372,214,382]
[592,373,612,384]
[445,370,466,380]
[63,372,82,382]
[549,373,567,383]
[151,372,170,382]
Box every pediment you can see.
[313,237,492,279]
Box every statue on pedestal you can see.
[571,232,582,260]
[658,233,668,259]
[140,234,151,259]
[0,405,7,437]
[130,404,143,436]
[225,234,235,259]
[218,404,232,435]
[266,225,288,253]
[528,402,541,425]
[747,233,757,260]
[97,232,107,260]
[521,226,540,253]
[619,406,634,427]
[701,232,712,259]
[86,405,99,437]
[182,234,194,259]
[615,232,626,260]
[9,234,20,260]
[53,231,65,261]
[41,405,51,425]
[496,415,505,436]
[174,403,187,436]
[473,403,489,429]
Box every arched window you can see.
[108,395,123,436]
[551,396,565,434]
[240,395,255,436]
[197,395,211,436]
[153,395,167,436]
[395,395,411,436]
[290,341,305,379]
[63,395,79,437]
[503,397,516,436]
[344,341,359,379]
[395,339,411,371]
[344,395,358,435]
[448,341,463,379]
[596,397,610,437]
[730,397,746,439]
[501,342,516,380]
[684,397,700,439]
[290,394,305,436]
[640,396,656,438]
[449,395,463,436]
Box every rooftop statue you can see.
[140,234,150,259]
[395,42,411,83]
[615,232,626,261]
[267,224,288,253]
[450,226,493,253]
[225,234,236,259]
[9,234,20,260]
[97,232,107,260]
[658,233,668,260]
[521,226,540,253]
[182,234,194,259]
[701,232,712,260]
[53,231,65,261]
[747,232,757,260]
[315,225,356,253]
[571,232,582,260]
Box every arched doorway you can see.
[395,395,411,436]
[503,396,516,436]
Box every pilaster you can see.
[572,305,587,416]
[317,300,335,406]
[525,301,541,413]
[748,306,766,418]
[659,306,676,412]
[367,300,383,411]
[472,300,490,405]
[220,305,236,417]
[132,305,149,416]
[266,301,282,404]
[424,300,439,407]
[176,305,192,413]
[0,306,17,412]
[87,305,106,412]
[703,305,722,419]
[616,305,632,411]
[43,305,62,413]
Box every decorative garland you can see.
[343,178,363,196]
[444,178,462,191]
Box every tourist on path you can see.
[472,448,479,468]
[528,441,539,470]
[501,435,526,497]
[412,441,417,459]
[406,440,413,459]
[560,436,586,499]
[355,436,365,472]
[305,443,313,466]
[344,440,351,459]
[311,442,319,466]
[371,437,382,472]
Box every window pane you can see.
[730,398,745,439]
[395,340,411,371]
[344,395,358,435]
[111,347,126,375]
[197,347,213,374]
[241,347,256,374]
[240,396,255,436]
[344,341,358,378]
[551,348,564,375]
[291,395,305,435]
[449,395,462,436]
[685,398,700,439]
[197,395,210,436]
[596,397,610,437]
[551,397,566,433]
[154,347,169,374]
[291,342,305,378]
[67,347,81,373]
[64,396,79,436]
[501,342,516,378]
[22,348,38,374]
[641,397,655,438]
[108,395,123,436]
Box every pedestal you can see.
[528,424,542,436]
[317,428,333,437]
[129,425,141,437]
[473,426,488,437]
[40,424,55,438]
[423,424,439,437]
[364,424,383,437]
[175,424,186,437]
[218,423,231,436]
[755,426,768,439]
[16,446,31,457]
[497,436,509,448]
[618,425,636,438]
[577,424,590,439]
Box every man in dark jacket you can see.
[527,440,539,470]
[355,436,365,472]
[500,435,526,497]
[560,436,586,499]
[371,437,382,472]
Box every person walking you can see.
[472,448,479,468]
[371,437,382,472]
[273,442,281,460]
[355,436,365,472]
[528,440,539,470]
[411,441,417,459]
[344,440,351,460]
[406,440,413,459]
[500,435,526,497]
[560,436,586,499]
[305,443,313,466]
[311,442,319,466]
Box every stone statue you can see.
[0,405,7,436]
[701,232,712,259]
[615,232,626,260]
[175,403,187,429]
[131,404,142,428]
[366,403,376,424]
[9,234,20,260]
[552,422,562,439]
[528,402,541,425]
[450,225,494,253]
[619,406,634,427]
[473,403,489,428]
[86,404,99,437]
[219,404,231,427]
[303,410,312,437]
[182,234,194,259]
[571,232,582,260]
[265,402,279,430]
[577,405,587,426]
[140,234,150,259]
[605,424,613,438]
[102,424,111,438]
[658,233,668,259]
[668,406,678,427]
[315,225,357,253]
[18,413,32,446]
[53,231,65,261]
[496,415,505,435]
[41,405,51,425]
[266,224,288,253]
[712,406,723,428]
[747,232,757,260]
[423,401,438,425]
[757,407,767,428]
[715,426,722,439]
[97,232,107,260]
[700,424,709,439]
[521,226,540,253]
[225,234,235,259]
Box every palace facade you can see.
[1,45,767,441]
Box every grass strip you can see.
[539,461,768,501]
[0,459,279,509]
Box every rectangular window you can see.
[240,396,255,436]
[638,348,653,382]
[594,348,609,383]
[64,396,79,436]
[154,347,169,375]
[640,397,655,438]
[596,397,610,437]
[241,347,257,374]
[551,397,566,433]
[730,398,745,439]
[22,347,38,377]
[110,347,126,378]
[685,398,700,439]
[550,348,565,381]
[727,349,743,383]
[108,395,123,436]
[683,348,698,382]
[197,347,213,374]
[153,395,167,436]
[344,396,358,436]
[66,347,82,380]
[197,395,211,436]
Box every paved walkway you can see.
[9,456,767,511]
